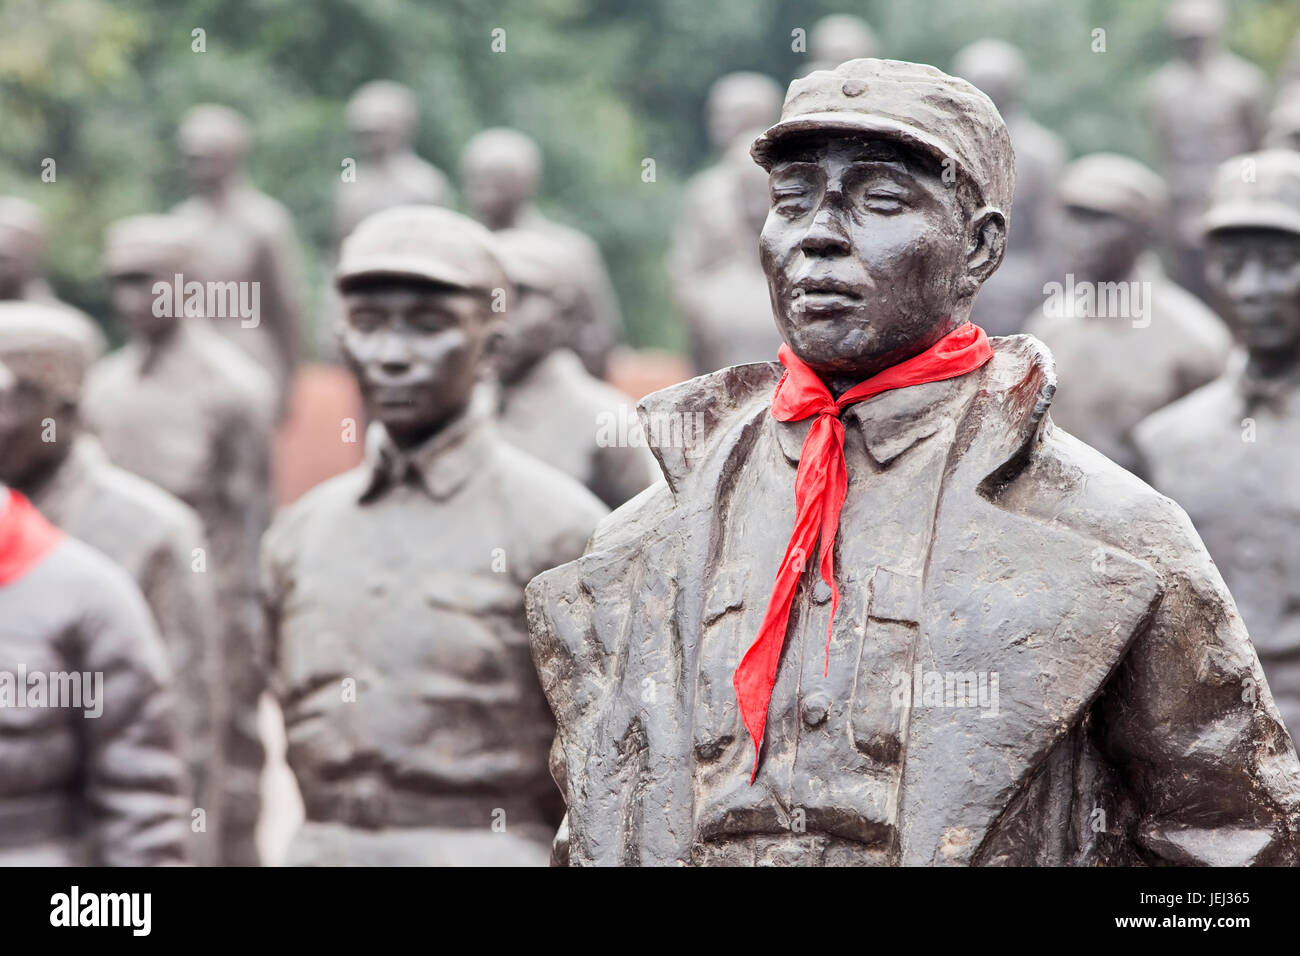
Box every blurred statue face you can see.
[759,134,1000,383]
[1205,228,1300,368]
[352,122,404,163]
[1174,32,1215,65]
[180,138,242,194]
[0,225,38,299]
[1057,205,1145,284]
[111,271,179,342]
[340,279,489,447]
[491,282,570,383]
[0,356,68,485]
[464,157,533,231]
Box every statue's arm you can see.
[1099,506,1300,865]
[81,579,189,865]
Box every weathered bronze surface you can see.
[528,59,1300,867]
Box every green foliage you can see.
[1,0,1296,351]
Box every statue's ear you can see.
[960,206,1007,297]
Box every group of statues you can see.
[3,0,1300,867]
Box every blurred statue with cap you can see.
[1025,153,1231,472]
[172,103,305,416]
[84,213,276,866]
[489,226,659,509]
[527,58,1300,866]
[0,321,189,865]
[1147,0,1267,301]
[952,39,1067,337]
[259,205,607,866]
[334,80,452,250]
[460,128,621,378]
[0,300,219,863]
[1137,149,1300,740]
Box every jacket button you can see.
[801,691,831,727]
[812,580,832,604]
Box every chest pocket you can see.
[850,566,922,766]
[692,564,751,762]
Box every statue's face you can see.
[0,225,37,299]
[1057,204,1145,284]
[0,356,67,485]
[1206,227,1300,364]
[340,279,489,446]
[111,270,179,341]
[180,139,241,193]
[351,121,403,162]
[463,158,532,230]
[491,283,566,383]
[759,134,999,380]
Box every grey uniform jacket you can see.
[526,335,1300,866]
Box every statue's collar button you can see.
[841,78,868,97]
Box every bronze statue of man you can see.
[461,127,621,377]
[527,58,1300,867]
[0,301,220,863]
[334,80,452,250]
[490,227,659,508]
[260,206,607,865]
[1147,0,1266,300]
[952,39,1067,337]
[1136,150,1300,738]
[0,356,188,865]
[84,214,277,866]
[172,104,304,415]
[1024,153,1231,472]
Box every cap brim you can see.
[751,112,968,180]
[1203,201,1300,238]
[334,253,478,290]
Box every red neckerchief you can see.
[0,488,64,587]
[733,322,994,781]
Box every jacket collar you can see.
[637,335,1057,490]
[359,384,495,503]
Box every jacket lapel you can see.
[898,336,1164,864]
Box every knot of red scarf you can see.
[732,322,993,782]
[0,488,63,587]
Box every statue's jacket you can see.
[526,335,1300,866]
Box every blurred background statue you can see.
[953,39,1067,337]
[0,301,220,864]
[86,213,277,867]
[675,129,783,373]
[461,127,621,378]
[261,207,606,865]
[1146,0,1267,302]
[0,344,189,867]
[172,104,304,416]
[491,227,660,508]
[334,80,452,251]
[668,71,782,309]
[1137,150,1300,737]
[1025,153,1230,472]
